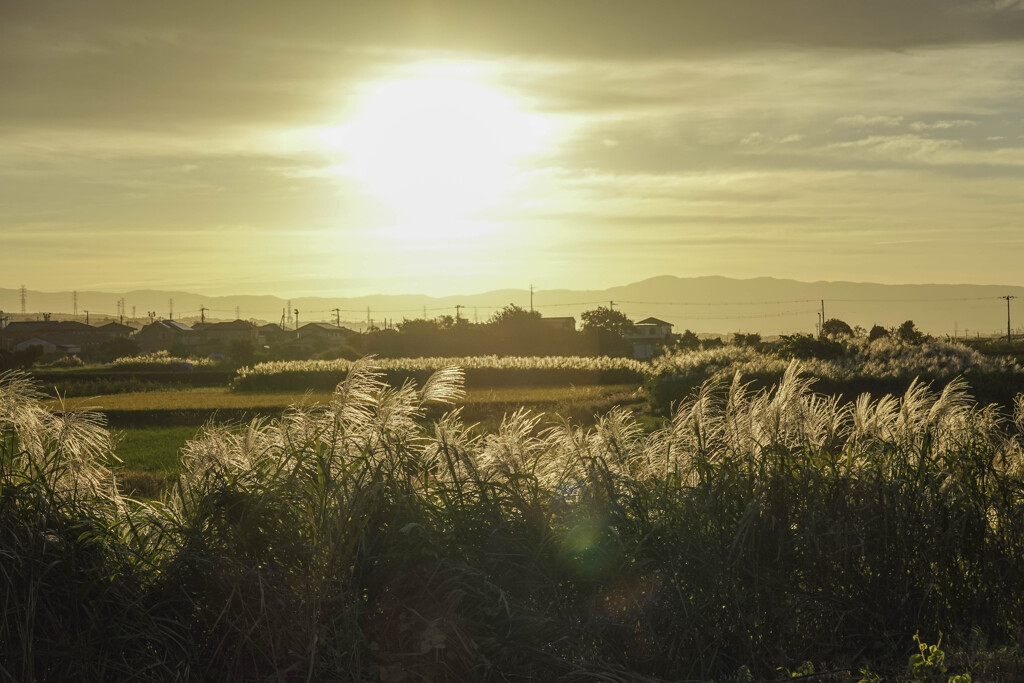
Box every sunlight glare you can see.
[338,73,548,236]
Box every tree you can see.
[677,329,701,350]
[821,318,854,339]
[733,332,761,347]
[895,320,925,344]
[488,304,541,327]
[868,325,889,341]
[580,306,633,336]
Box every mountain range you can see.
[2,276,1022,338]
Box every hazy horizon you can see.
[5,274,1024,338]
[3,2,1024,296]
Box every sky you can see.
[2,1,1024,297]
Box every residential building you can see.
[296,322,357,346]
[135,320,195,352]
[0,320,128,353]
[194,320,260,351]
[624,317,674,359]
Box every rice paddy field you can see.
[6,345,1024,680]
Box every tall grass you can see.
[648,337,1024,413]
[232,354,647,391]
[111,350,217,369]
[3,362,1024,680]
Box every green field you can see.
[49,384,638,412]
[113,426,201,497]
[65,385,643,496]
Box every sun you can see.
[338,72,548,235]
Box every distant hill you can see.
[2,276,1022,338]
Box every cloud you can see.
[835,115,904,127]
[909,119,978,130]
[6,1,1024,65]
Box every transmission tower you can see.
[73,291,78,316]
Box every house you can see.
[0,320,121,353]
[541,316,577,333]
[97,322,137,339]
[135,320,194,352]
[626,317,674,341]
[624,317,674,360]
[296,322,357,346]
[13,337,61,355]
[194,320,260,351]
[292,322,358,354]
[257,323,292,347]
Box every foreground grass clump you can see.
[4,364,1024,680]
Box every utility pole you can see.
[168,299,174,320]
[72,291,78,316]
[821,299,826,327]
[366,307,371,331]
[609,300,615,311]
[332,308,341,327]
[1002,295,1016,342]
[199,306,208,324]
[235,305,240,320]
[84,310,90,325]
[530,284,534,313]
[132,306,136,321]
[455,304,464,323]
[294,309,299,331]
[20,285,26,314]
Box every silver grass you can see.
[330,355,387,429]
[418,364,466,407]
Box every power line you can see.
[827,296,1001,303]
